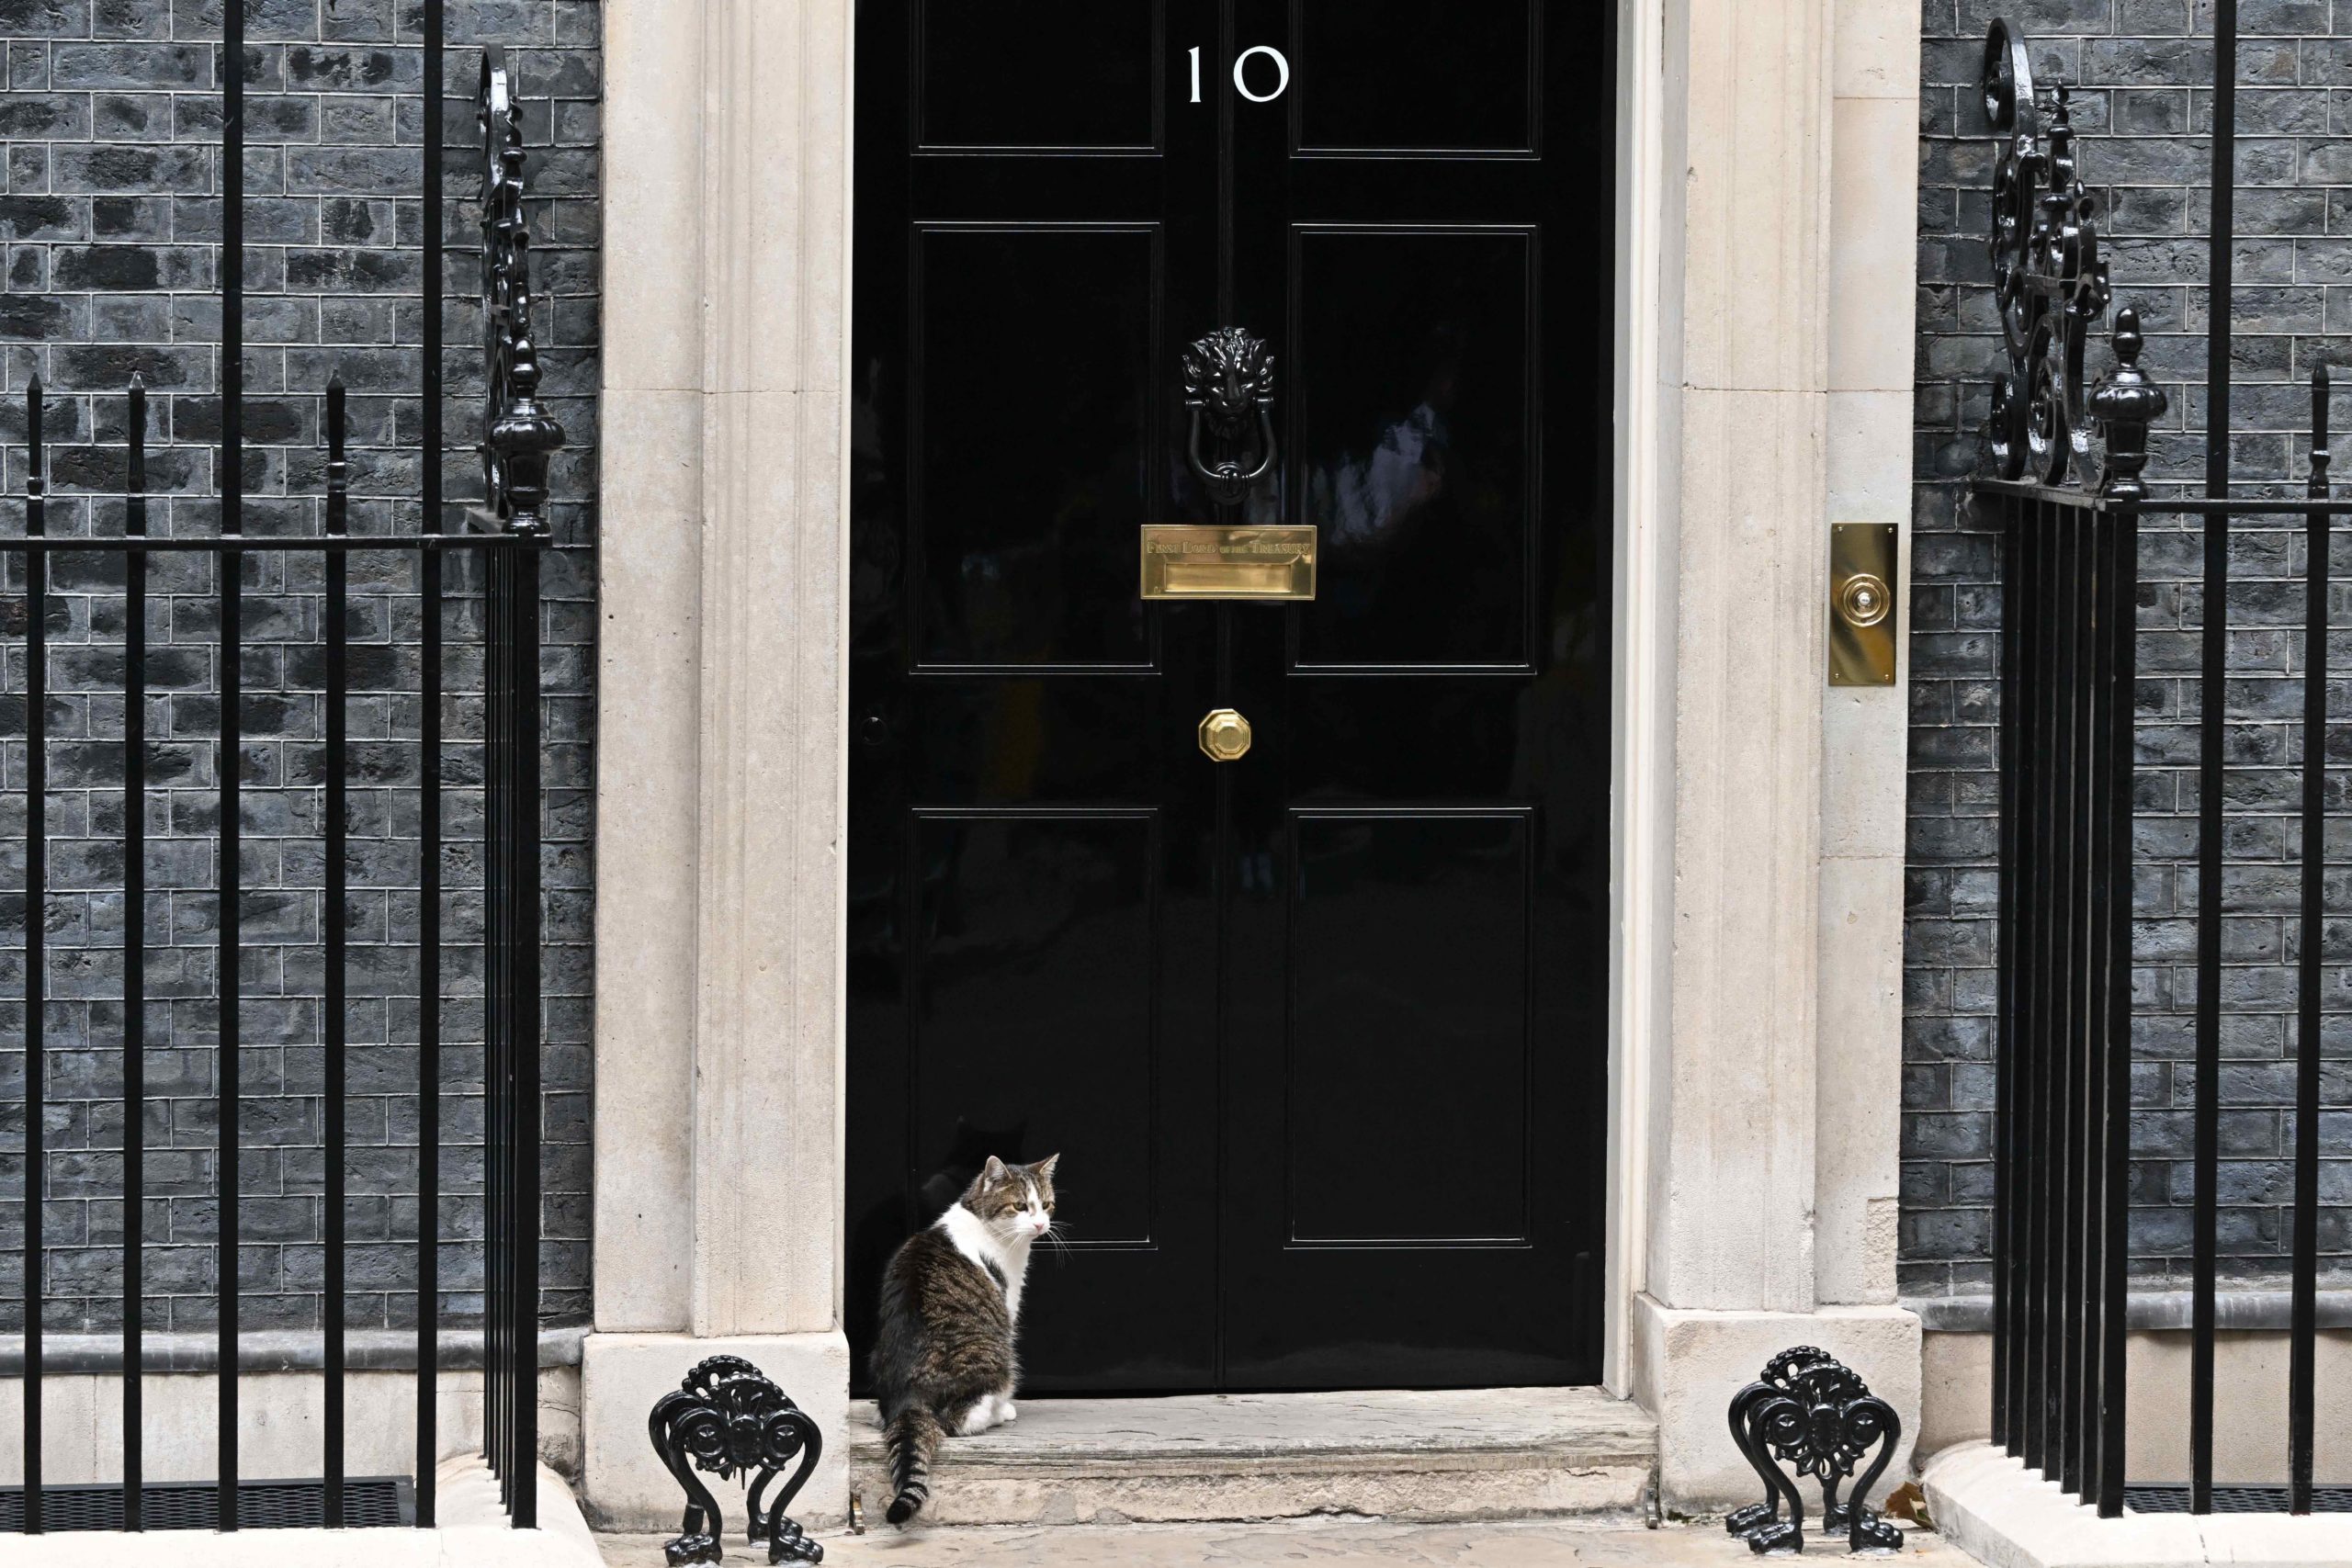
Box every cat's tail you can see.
[884,1405,944,1526]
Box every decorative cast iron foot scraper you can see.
[1724,1347,1904,1554]
[649,1357,825,1564]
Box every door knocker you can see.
[1182,327,1278,510]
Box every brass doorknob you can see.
[1198,708,1252,761]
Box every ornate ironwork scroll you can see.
[1182,327,1278,509]
[478,47,565,534]
[648,1357,826,1565]
[1983,17,2111,488]
[1724,1347,1904,1555]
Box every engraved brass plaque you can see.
[1139,525,1317,601]
[1829,522,1900,687]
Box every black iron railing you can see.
[5,3,556,1537]
[1975,389,2151,1523]
[1976,10,2345,1520]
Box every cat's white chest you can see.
[938,1206,1032,1324]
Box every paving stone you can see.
[597,1520,1977,1568]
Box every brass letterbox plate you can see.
[1139,525,1317,602]
[1829,522,1900,687]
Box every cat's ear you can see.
[981,1155,1009,1183]
[1032,1153,1060,1181]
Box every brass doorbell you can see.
[1829,524,1899,687]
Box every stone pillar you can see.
[686,0,852,1350]
[582,0,854,1531]
[1623,0,1921,1509]
[592,0,706,1348]
[1645,0,1835,1324]
[1816,0,1921,1314]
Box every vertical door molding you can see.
[1605,0,1670,1396]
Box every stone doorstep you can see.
[842,1387,1659,1528]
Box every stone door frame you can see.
[585,0,1922,1524]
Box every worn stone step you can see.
[846,1388,1657,1527]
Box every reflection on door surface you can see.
[847,0,1613,1394]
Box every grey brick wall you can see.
[1910,2,2352,1299]
[0,0,597,1334]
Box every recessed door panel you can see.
[912,811,1158,1247]
[912,226,1159,668]
[897,678,1170,803]
[1291,229,1534,670]
[1288,809,1532,1245]
[917,0,1161,151]
[1292,0,1539,155]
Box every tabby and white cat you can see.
[870,1153,1059,1527]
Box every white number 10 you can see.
[1191,45,1290,105]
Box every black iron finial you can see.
[477,49,565,535]
[2088,307,2168,502]
[325,378,348,536]
[2311,360,2331,496]
[127,375,148,535]
[25,377,44,526]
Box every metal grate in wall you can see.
[2126,1484,2352,1515]
[0,1479,413,1531]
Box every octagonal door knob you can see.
[1198,708,1252,762]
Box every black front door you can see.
[847,0,1611,1394]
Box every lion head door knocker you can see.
[648,1356,826,1565]
[1724,1347,1905,1555]
[1182,327,1278,512]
